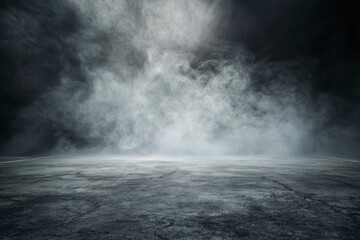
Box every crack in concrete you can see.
[0,196,23,202]
[326,178,359,188]
[153,217,174,240]
[154,231,170,240]
[262,176,313,200]
[264,176,343,214]
[0,196,102,238]
[159,170,177,179]
[233,223,250,238]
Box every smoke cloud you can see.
[1,0,358,156]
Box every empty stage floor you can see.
[0,155,359,239]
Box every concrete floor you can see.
[0,154,359,239]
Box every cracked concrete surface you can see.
[0,155,359,239]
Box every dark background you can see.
[0,0,359,155]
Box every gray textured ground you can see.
[0,154,359,239]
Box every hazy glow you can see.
[11,0,315,155]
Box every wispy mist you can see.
[1,0,358,156]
